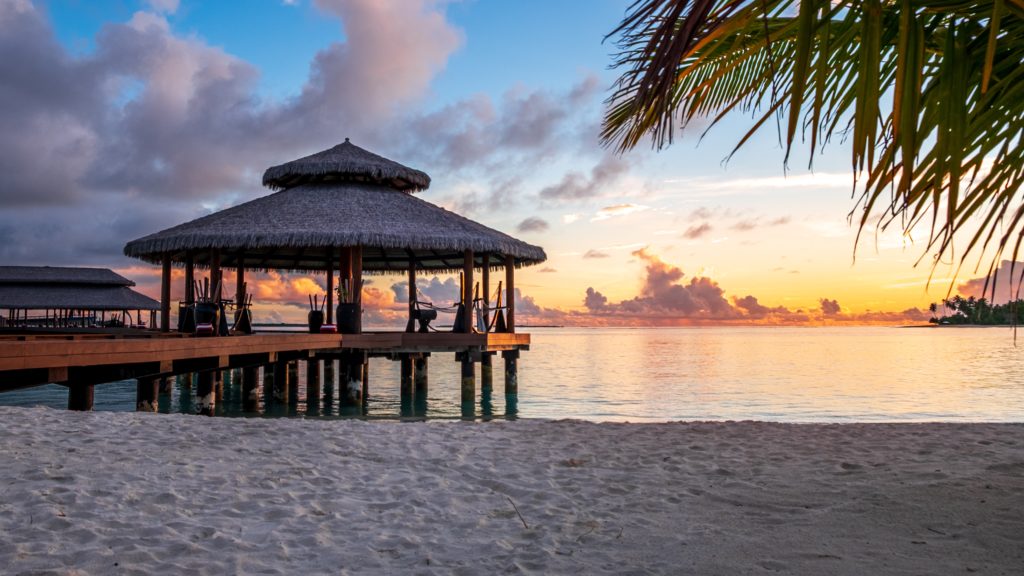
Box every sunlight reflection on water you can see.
[2,326,1022,422]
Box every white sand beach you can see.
[1,406,1022,575]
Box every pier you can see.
[0,140,543,416]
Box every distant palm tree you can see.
[603,1,1023,283]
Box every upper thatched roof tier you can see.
[123,182,546,272]
[262,139,431,192]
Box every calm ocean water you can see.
[2,326,1023,422]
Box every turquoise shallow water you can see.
[2,326,1023,422]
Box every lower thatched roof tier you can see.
[124,183,546,273]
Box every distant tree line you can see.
[929,297,1024,325]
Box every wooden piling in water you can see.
[272,360,289,404]
[242,366,259,412]
[414,356,428,395]
[503,349,519,395]
[68,382,94,411]
[158,376,173,395]
[481,352,493,392]
[460,352,475,404]
[288,361,299,406]
[339,351,363,407]
[196,371,215,416]
[323,359,335,413]
[400,355,414,398]
[135,376,158,412]
[306,359,321,413]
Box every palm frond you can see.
[604,0,1024,296]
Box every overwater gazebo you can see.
[124,139,546,335]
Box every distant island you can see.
[929,297,1024,325]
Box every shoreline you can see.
[2,406,1022,574]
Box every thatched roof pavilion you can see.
[124,140,545,333]
[0,266,159,328]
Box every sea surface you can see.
[3,326,1023,422]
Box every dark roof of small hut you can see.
[0,267,160,310]
[263,139,431,192]
[0,266,134,286]
[125,140,546,273]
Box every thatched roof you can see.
[0,267,159,310]
[263,139,431,192]
[124,182,546,272]
[0,266,134,286]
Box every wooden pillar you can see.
[362,359,369,403]
[482,254,490,331]
[414,356,428,395]
[505,255,515,333]
[210,249,222,303]
[306,359,321,412]
[339,351,363,407]
[235,254,245,307]
[326,247,334,325]
[503,349,519,395]
[262,364,275,406]
[460,352,475,404]
[287,361,299,406]
[135,377,158,412]
[160,254,171,332]
[400,355,414,398]
[68,382,94,411]
[463,249,474,333]
[323,359,335,412]
[481,353,493,392]
[352,245,363,333]
[272,360,289,404]
[407,260,416,329]
[185,252,195,303]
[196,371,215,416]
[242,366,259,412]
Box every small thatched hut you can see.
[124,139,546,332]
[0,266,159,328]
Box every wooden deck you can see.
[0,330,529,392]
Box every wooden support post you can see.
[503,349,519,395]
[185,252,195,303]
[481,352,493,392]
[414,356,428,395]
[463,249,474,333]
[210,249,222,304]
[160,254,171,332]
[306,359,321,413]
[136,377,158,412]
[505,255,515,333]
[400,355,414,398]
[339,352,363,407]
[235,254,245,310]
[460,352,475,404]
[362,358,369,403]
[242,366,259,412]
[68,382,94,411]
[323,358,335,413]
[287,361,299,406]
[352,245,363,333]
[196,371,216,416]
[407,260,417,331]
[262,364,275,406]
[326,247,334,325]
[272,360,289,404]
[482,254,490,331]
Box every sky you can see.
[0,0,1002,326]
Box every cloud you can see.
[516,216,549,233]
[538,154,629,202]
[538,267,557,273]
[591,203,647,222]
[732,216,790,232]
[146,0,180,13]
[0,0,465,265]
[583,249,609,259]
[957,260,1024,304]
[682,222,712,239]
[819,298,841,315]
